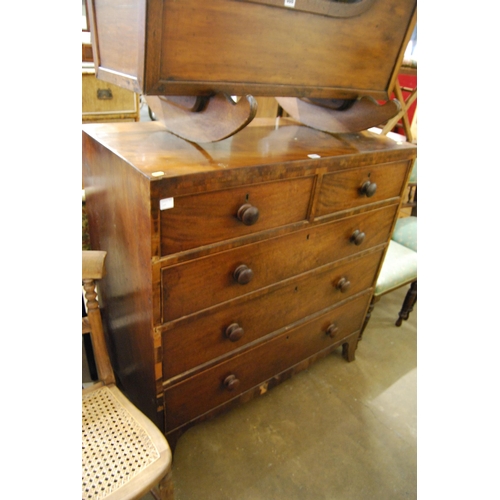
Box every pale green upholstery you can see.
[392,216,417,251]
[361,160,418,333]
[375,240,417,296]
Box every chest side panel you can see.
[82,130,159,425]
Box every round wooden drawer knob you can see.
[225,323,245,342]
[360,180,377,198]
[223,374,240,391]
[327,323,340,338]
[336,277,351,293]
[350,230,366,246]
[233,264,254,285]
[237,204,260,226]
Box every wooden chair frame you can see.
[381,62,417,143]
[360,278,417,338]
[82,250,174,500]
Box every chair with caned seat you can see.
[82,250,174,500]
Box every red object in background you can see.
[397,73,417,124]
[390,71,417,135]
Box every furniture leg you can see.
[396,280,417,326]
[341,332,360,362]
[151,469,175,500]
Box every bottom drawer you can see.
[164,291,371,431]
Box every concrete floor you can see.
[141,286,417,500]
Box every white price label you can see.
[160,198,174,211]
[284,0,296,7]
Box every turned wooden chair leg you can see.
[396,280,417,326]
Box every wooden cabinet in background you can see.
[82,63,140,123]
[82,118,416,448]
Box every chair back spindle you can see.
[82,251,115,386]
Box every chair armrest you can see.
[82,251,107,280]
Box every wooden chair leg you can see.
[151,468,174,500]
[396,281,417,326]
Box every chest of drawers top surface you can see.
[82,118,415,185]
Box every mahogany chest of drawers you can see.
[82,118,416,447]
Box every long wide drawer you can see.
[316,160,409,218]
[159,176,315,255]
[160,205,397,322]
[161,248,383,379]
[163,291,371,431]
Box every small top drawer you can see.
[159,176,314,255]
[315,160,409,218]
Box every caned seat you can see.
[82,250,174,500]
